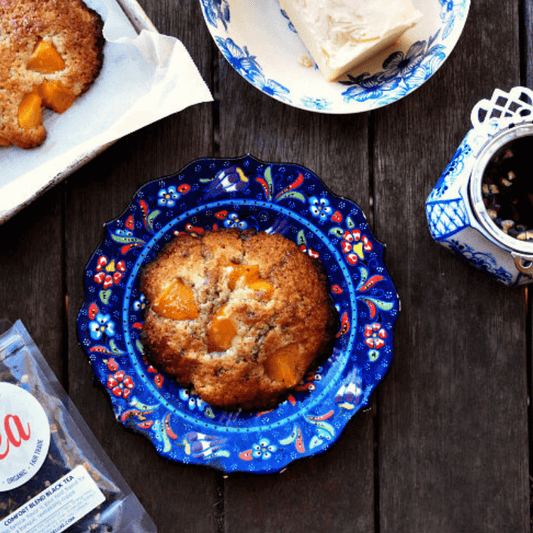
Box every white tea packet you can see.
[0,320,157,533]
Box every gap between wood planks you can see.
[206,35,383,533]
[519,0,533,529]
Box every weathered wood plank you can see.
[64,0,220,532]
[375,0,530,531]
[523,0,533,88]
[523,0,533,531]
[0,188,65,380]
[217,53,377,531]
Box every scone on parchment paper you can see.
[141,229,338,411]
[0,0,104,149]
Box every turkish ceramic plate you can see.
[77,155,399,474]
[199,0,470,114]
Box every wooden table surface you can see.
[1,0,532,531]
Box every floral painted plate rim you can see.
[199,0,470,114]
[76,154,400,474]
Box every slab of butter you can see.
[279,0,423,82]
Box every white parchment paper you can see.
[0,0,213,223]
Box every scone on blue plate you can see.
[140,229,338,411]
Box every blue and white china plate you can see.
[200,0,470,113]
[77,155,399,473]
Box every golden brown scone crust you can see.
[0,0,104,148]
[141,229,337,411]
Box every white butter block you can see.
[279,0,423,81]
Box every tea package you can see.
[0,319,157,533]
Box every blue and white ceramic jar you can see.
[426,86,533,286]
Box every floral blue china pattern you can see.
[77,155,399,473]
[340,31,447,107]
[199,0,470,113]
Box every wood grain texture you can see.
[64,0,219,531]
[0,187,65,380]
[526,0,533,88]
[374,1,530,532]
[217,47,377,533]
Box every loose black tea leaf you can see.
[481,136,533,239]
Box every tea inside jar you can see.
[482,135,533,240]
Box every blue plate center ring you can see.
[122,199,357,434]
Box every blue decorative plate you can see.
[199,0,470,114]
[77,155,399,473]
